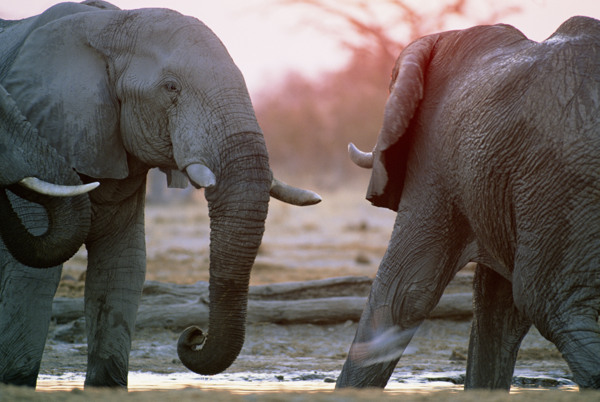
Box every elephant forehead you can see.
[145,28,243,85]
[128,11,228,57]
[166,45,238,76]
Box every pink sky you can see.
[3,1,600,95]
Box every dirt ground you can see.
[2,187,599,401]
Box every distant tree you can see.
[257,0,521,188]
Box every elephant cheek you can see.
[120,107,175,167]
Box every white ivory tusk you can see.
[186,163,217,189]
[19,177,99,197]
[348,143,374,169]
[270,178,321,206]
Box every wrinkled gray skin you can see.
[339,17,600,390]
[0,1,319,388]
[0,84,97,268]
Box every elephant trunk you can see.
[0,187,92,268]
[177,133,270,375]
[0,84,93,268]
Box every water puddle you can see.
[36,370,578,395]
[36,372,463,395]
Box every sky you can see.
[2,0,600,96]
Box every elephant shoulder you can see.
[4,1,119,32]
[0,19,19,29]
[547,16,600,43]
[0,2,112,76]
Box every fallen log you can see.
[248,276,374,300]
[51,277,473,329]
[138,276,374,302]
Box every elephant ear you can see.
[3,10,128,179]
[367,35,439,211]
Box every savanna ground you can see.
[2,181,598,401]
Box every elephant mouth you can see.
[183,162,321,206]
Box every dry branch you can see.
[51,276,473,330]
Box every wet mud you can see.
[4,189,598,400]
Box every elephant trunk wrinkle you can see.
[0,187,92,268]
[1,81,93,268]
[177,137,270,375]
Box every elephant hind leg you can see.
[553,319,600,389]
[512,262,600,389]
[527,292,600,388]
[465,264,531,390]
[337,200,473,389]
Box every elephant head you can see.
[1,2,320,378]
[0,84,98,268]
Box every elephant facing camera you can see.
[0,1,320,389]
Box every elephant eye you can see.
[164,81,180,93]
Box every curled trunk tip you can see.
[176,314,246,375]
[177,326,234,375]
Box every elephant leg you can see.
[550,317,600,389]
[0,254,62,387]
[513,262,600,389]
[83,184,146,388]
[0,195,63,387]
[336,200,472,388]
[465,264,531,390]
[335,277,414,389]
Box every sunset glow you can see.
[3,1,600,94]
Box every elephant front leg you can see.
[465,264,531,390]
[335,281,417,388]
[337,203,472,388]
[0,259,62,387]
[84,186,146,388]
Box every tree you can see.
[256,0,521,188]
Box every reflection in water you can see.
[36,371,578,395]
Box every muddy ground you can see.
[2,187,598,401]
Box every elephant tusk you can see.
[18,177,99,197]
[270,178,322,206]
[186,163,217,189]
[348,143,374,169]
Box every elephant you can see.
[1,84,99,268]
[339,16,600,391]
[0,1,320,388]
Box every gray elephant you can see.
[0,1,320,388]
[1,84,99,268]
[339,17,600,390]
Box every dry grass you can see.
[58,188,395,295]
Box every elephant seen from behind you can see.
[0,1,320,388]
[340,16,600,390]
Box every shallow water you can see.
[36,369,577,395]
